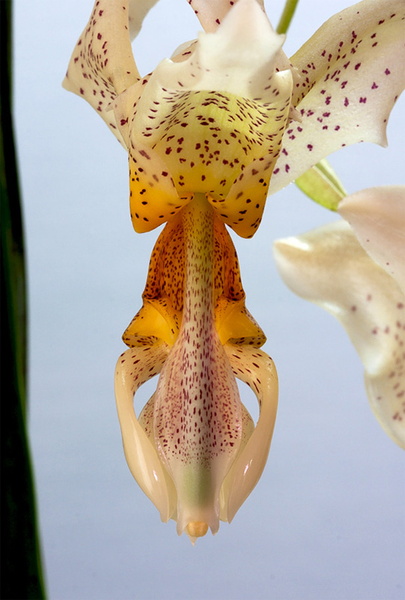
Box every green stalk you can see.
[276,0,300,34]
[295,159,347,211]
[1,1,46,597]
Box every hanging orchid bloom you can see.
[274,186,405,449]
[63,0,404,538]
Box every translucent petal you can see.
[270,0,405,193]
[274,221,405,448]
[339,186,405,293]
[221,345,278,522]
[114,344,175,522]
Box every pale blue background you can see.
[14,0,404,598]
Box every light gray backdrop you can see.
[14,0,404,598]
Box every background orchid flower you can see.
[273,186,405,449]
[339,186,405,292]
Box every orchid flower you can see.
[63,0,404,539]
[274,186,405,449]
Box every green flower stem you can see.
[276,0,300,34]
[295,159,347,211]
[1,1,46,597]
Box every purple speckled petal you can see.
[63,0,159,144]
[270,0,405,193]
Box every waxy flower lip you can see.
[273,187,405,448]
[115,197,278,541]
[115,342,278,541]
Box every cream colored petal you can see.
[339,186,405,293]
[137,0,289,109]
[274,221,405,448]
[270,0,405,193]
[63,0,158,144]
[114,344,176,521]
[221,345,278,523]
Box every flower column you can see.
[151,195,247,540]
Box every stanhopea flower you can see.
[64,0,404,538]
[274,186,405,449]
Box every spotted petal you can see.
[339,186,405,293]
[63,0,159,144]
[274,221,405,448]
[113,0,293,236]
[270,0,405,193]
